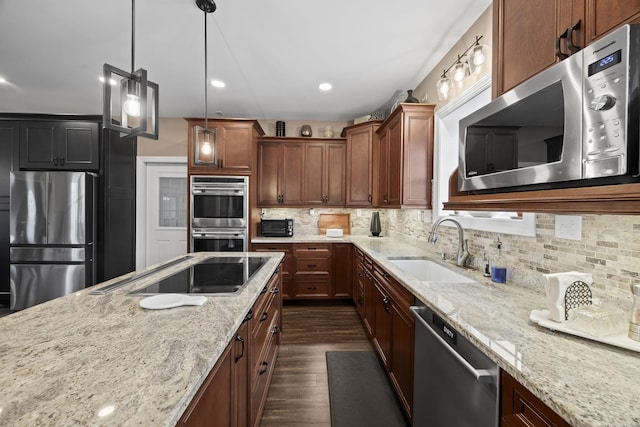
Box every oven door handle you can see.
[192,231,246,238]
[410,307,495,383]
[192,188,245,196]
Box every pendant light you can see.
[193,0,219,165]
[435,35,485,101]
[103,0,159,139]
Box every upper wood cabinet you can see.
[257,137,346,207]
[257,140,305,206]
[304,142,346,206]
[375,104,435,209]
[19,121,99,171]
[343,120,382,207]
[185,118,264,174]
[493,0,640,97]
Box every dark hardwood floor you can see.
[259,302,373,427]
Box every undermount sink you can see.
[387,257,476,283]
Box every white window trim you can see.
[433,74,536,237]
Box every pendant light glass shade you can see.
[436,75,450,101]
[103,0,159,139]
[469,43,488,74]
[194,126,218,165]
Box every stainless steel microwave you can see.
[459,24,640,193]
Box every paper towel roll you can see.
[543,271,593,322]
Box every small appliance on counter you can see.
[260,218,293,237]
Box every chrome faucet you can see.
[428,218,471,268]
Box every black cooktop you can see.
[129,256,269,295]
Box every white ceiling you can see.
[0,0,491,121]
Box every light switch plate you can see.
[555,215,582,240]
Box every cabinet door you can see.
[332,243,352,298]
[586,1,640,43]
[179,343,233,426]
[252,244,293,299]
[493,0,567,97]
[346,125,376,206]
[233,320,249,427]
[57,121,99,170]
[303,143,325,205]
[19,122,58,169]
[390,302,414,420]
[402,113,432,206]
[257,143,282,205]
[219,124,253,170]
[362,269,375,337]
[386,116,402,207]
[372,280,391,368]
[281,143,304,205]
[325,143,346,205]
[377,128,390,206]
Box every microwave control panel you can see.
[582,25,636,178]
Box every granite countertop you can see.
[0,252,284,427]
[254,235,640,427]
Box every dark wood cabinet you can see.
[344,121,381,207]
[251,243,293,299]
[257,140,305,206]
[257,137,346,207]
[179,341,234,426]
[355,258,414,422]
[249,267,282,427]
[332,243,352,298]
[179,314,252,427]
[303,142,346,206]
[293,243,332,298]
[18,121,99,171]
[493,0,640,98]
[376,104,434,208]
[185,118,264,174]
[501,370,571,427]
[353,248,366,317]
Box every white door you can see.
[139,160,188,268]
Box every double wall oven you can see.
[190,175,248,252]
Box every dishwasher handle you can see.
[410,306,495,384]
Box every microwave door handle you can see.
[567,20,581,53]
[556,27,569,60]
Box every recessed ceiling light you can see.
[0,76,7,84]
[211,79,226,88]
[319,82,332,91]
[99,76,117,85]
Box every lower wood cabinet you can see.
[179,265,282,427]
[501,370,571,427]
[252,242,353,300]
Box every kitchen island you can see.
[254,235,640,427]
[0,252,284,426]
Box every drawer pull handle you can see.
[259,361,269,375]
[243,309,253,322]
[308,264,317,268]
[259,312,269,322]
[260,286,268,295]
[234,334,245,363]
[272,287,279,294]
[272,325,280,335]
[308,286,317,291]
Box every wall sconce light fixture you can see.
[103,0,159,139]
[436,35,486,101]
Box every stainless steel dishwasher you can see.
[411,302,499,427]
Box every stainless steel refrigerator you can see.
[9,171,96,310]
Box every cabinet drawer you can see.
[250,290,279,370]
[294,257,331,273]
[252,271,279,318]
[294,279,331,297]
[250,312,280,425]
[294,243,332,257]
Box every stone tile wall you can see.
[264,208,640,300]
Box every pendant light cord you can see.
[131,0,135,73]
[204,10,208,130]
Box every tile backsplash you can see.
[264,208,640,300]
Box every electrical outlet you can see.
[555,215,582,240]
[357,209,362,217]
